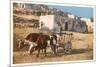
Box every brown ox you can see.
[35,34,50,57]
[18,33,50,57]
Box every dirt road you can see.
[13,48,93,64]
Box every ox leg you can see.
[44,48,47,56]
[54,45,57,55]
[30,47,36,54]
[41,49,44,53]
[37,48,40,57]
[28,44,34,54]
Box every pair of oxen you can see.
[18,33,72,57]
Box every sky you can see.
[48,5,93,18]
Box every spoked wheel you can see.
[64,42,72,54]
[64,48,72,54]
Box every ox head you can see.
[17,39,26,49]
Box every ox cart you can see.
[56,32,73,54]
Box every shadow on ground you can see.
[45,48,93,58]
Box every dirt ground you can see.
[13,27,94,64]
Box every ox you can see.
[18,33,40,54]
[18,33,54,57]
[35,33,50,57]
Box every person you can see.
[50,32,58,55]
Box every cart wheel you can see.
[64,43,72,54]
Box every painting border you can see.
[10,0,96,66]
